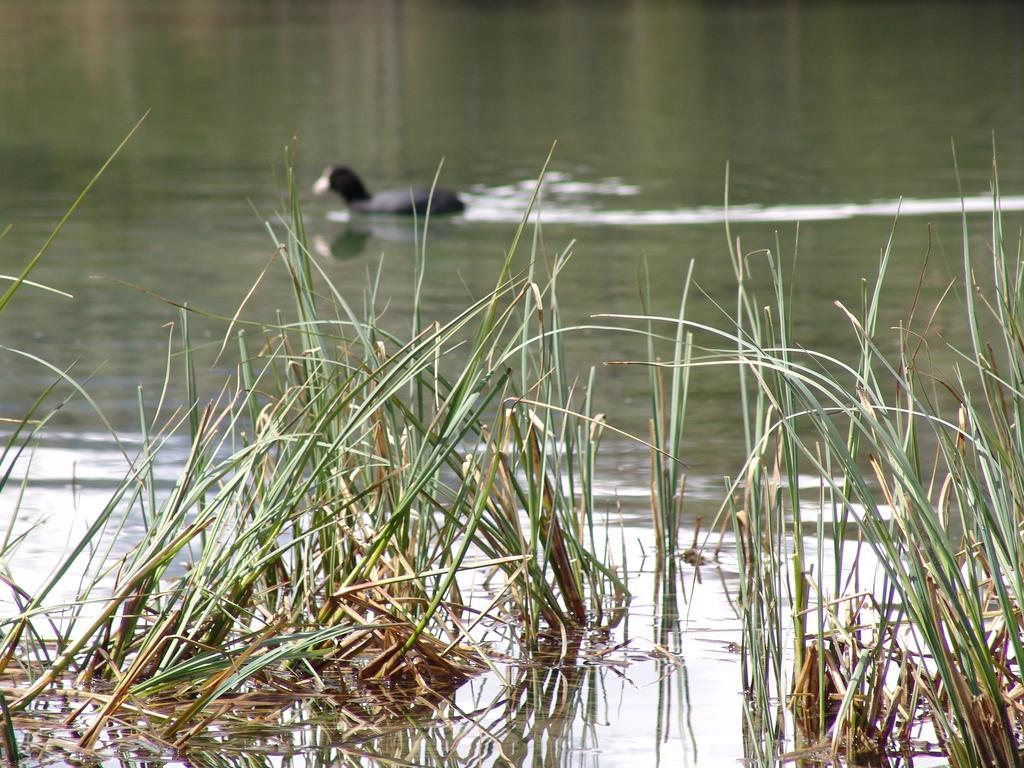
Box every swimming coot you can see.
[312,165,465,215]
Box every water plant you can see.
[610,152,1024,765]
[0,151,631,757]
[6,131,1024,767]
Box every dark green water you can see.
[1,1,1021,765]
[3,0,1023,432]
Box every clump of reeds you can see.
[614,153,1024,765]
[0,151,627,757]
[639,258,695,591]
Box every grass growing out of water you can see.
[616,156,1024,765]
[6,138,1024,767]
[0,155,631,755]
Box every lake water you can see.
[1,1,1023,765]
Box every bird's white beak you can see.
[312,174,330,195]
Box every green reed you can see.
[0,152,626,752]
[638,257,694,582]
[628,158,1024,763]
[9,131,1024,767]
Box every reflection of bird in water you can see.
[312,165,465,215]
[313,232,368,261]
[312,218,459,261]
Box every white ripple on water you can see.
[2,430,187,487]
[0,431,190,600]
[460,192,1024,226]
[326,171,1024,227]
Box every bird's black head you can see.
[312,165,371,202]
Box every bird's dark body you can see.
[314,166,465,215]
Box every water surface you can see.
[1,1,1022,764]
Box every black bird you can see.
[312,165,465,215]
